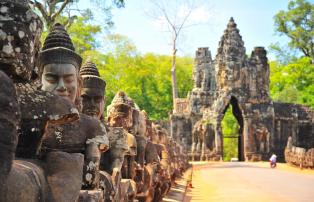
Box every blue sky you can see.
[102,0,307,60]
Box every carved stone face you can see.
[41,63,78,103]
[108,103,132,129]
[81,94,104,119]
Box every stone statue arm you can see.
[82,117,109,189]
[85,117,110,153]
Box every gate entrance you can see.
[221,96,244,161]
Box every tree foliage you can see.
[76,34,193,120]
[100,35,193,119]
[40,16,102,56]
[273,0,314,60]
[270,57,314,108]
[30,0,125,30]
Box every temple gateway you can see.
[170,18,314,164]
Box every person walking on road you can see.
[269,154,277,168]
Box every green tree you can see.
[41,16,102,56]
[100,34,193,120]
[270,57,314,108]
[272,0,314,60]
[30,0,125,30]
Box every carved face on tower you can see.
[0,0,43,81]
[79,61,106,119]
[39,23,82,103]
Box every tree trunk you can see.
[171,43,178,111]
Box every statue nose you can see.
[56,79,66,91]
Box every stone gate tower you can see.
[170,17,314,162]
[202,18,274,161]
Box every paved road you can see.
[184,162,314,202]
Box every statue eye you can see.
[45,75,58,83]
[64,75,75,83]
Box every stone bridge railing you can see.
[285,146,314,168]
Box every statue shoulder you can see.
[80,114,106,137]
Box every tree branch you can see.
[176,7,193,36]
[51,0,71,21]
[33,1,49,23]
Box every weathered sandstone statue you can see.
[0,1,83,202]
[151,123,172,201]
[38,23,109,200]
[80,60,129,201]
[107,91,137,201]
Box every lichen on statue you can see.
[0,0,42,82]
[38,23,109,191]
[0,1,83,201]
[79,60,129,201]
[107,91,139,200]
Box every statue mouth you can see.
[55,92,69,99]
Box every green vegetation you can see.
[222,106,239,161]
[31,0,125,30]
[271,0,313,62]
[269,0,313,109]
[100,36,193,120]
[270,57,314,108]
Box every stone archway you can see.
[214,96,245,161]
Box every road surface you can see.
[184,162,314,202]
[181,162,314,202]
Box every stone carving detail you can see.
[0,0,42,81]
[0,2,189,202]
[0,1,83,202]
[38,22,109,200]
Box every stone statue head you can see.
[0,0,43,82]
[39,23,82,103]
[107,91,133,129]
[79,60,106,119]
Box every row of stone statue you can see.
[285,137,314,168]
[0,1,188,201]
